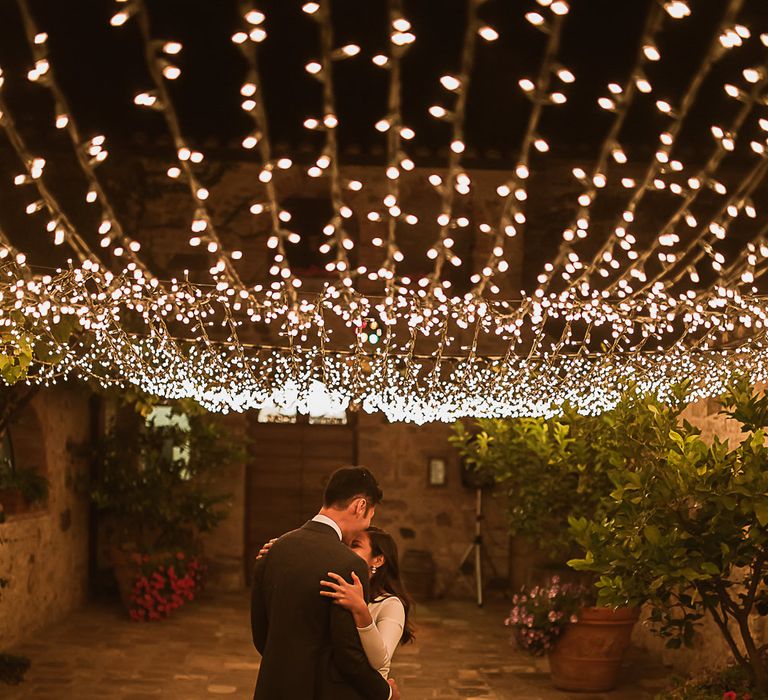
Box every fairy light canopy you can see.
[0,0,766,423]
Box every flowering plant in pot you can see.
[504,577,586,656]
[89,395,241,619]
[127,551,208,621]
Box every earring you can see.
[370,566,378,575]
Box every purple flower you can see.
[505,576,585,656]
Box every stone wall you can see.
[356,412,510,598]
[200,413,248,591]
[0,386,91,650]
[198,410,511,599]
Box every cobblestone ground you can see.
[4,593,673,699]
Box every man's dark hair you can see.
[323,466,383,509]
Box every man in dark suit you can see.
[251,466,400,700]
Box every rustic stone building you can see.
[0,153,760,677]
[0,386,91,650]
[1,161,518,649]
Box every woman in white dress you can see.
[320,526,415,679]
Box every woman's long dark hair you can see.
[366,526,415,644]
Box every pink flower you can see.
[723,692,737,700]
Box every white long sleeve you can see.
[357,596,405,679]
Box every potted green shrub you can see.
[90,398,241,620]
[452,387,687,691]
[569,379,768,694]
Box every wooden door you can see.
[245,417,356,579]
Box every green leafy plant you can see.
[569,379,768,692]
[90,399,242,553]
[450,412,605,557]
[658,662,766,700]
[449,387,681,558]
[0,313,78,385]
[0,466,48,505]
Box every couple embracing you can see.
[250,466,413,699]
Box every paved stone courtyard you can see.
[4,592,673,699]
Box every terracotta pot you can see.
[0,489,28,516]
[548,606,639,692]
[110,547,142,611]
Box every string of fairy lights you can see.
[0,0,766,422]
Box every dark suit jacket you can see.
[251,520,391,700]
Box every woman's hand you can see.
[320,571,372,627]
[256,538,277,560]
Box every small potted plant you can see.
[0,465,48,515]
[89,396,241,620]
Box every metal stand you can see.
[445,488,501,607]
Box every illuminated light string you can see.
[424,0,481,293]
[542,120,768,334]
[577,0,750,295]
[19,324,768,423]
[5,260,768,348]
[538,0,747,297]
[0,0,767,420]
[233,1,299,305]
[527,17,766,342]
[306,0,356,289]
[615,66,768,300]
[603,31,765,301]
[599,3,753,292]
[609,125,768,305]
[722,218,768,290]
[475,0,569,300]
[132,0,250,295]
[16,0,151,281]
[529,1,666,297]
[373,0,409,297]
[666,157,768,291]
[0,80,93,265]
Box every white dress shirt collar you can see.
[312,513,343,541]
